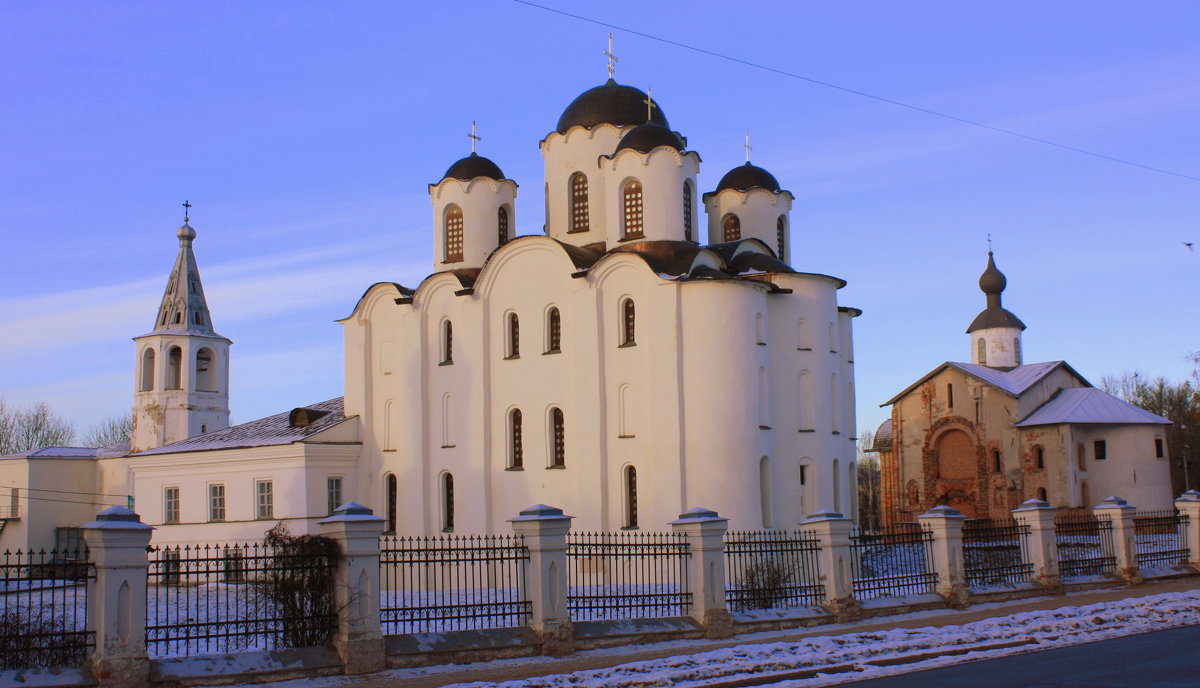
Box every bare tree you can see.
[0,399,76,456]
[84,413,133,448]
[1101,370,1200,495]
[857,429,883,530]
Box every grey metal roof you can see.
[1015,388,1171,427]
[133,397,349,455]
[882,360,1087,406]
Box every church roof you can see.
[555,80,668,134]
[613,123,685,155]
[872,418,894,451]
[881,360,1087,406]
[442,153,506,182]
[146,220,222,338]
[714,162,782,194]
[133,397,349,455]
[0,442,129,461]
[1015,388,1171,427]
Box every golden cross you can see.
[468,121,481,154]
[603,33,618,79]
[644,87,656,123]
[744,133,752,163]
[182,200,192,221]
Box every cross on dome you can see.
[987,233,993,252]
[643,87,656,123]
[603,33,619,79]
[182,200,192,222]
[468,121,481,153]
[744,133,752,163]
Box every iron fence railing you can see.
[567,532,691,621]
[850,523,938,600]
[0,547,93,670]
[379,534,530,634]
[1054,512,1117,579]
[962,519,1033,588]
[724,530,824,611]
[1134,509,1190,569]
[146,542,337,657]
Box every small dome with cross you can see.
[442,153,506,182]
[715,162,782,194]
[556,80,669,135]
[613,122,685,155]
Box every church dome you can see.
[442,153,505,182]
[556,79,669,134]
[614,123,684,154]
[715,162,781,193]
[978,251,1007,294]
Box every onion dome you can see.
[442,152,505,182]
[978,251,1007,294]
[966,251,1025,333]
[715,162,781,193]
[614,122,684,154]
[556,79,669,135]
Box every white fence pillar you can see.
[81,506,153,688]
[1012,498,1062,594]
[670,507,732,638]
[1175,490,1200,569]
[1095,496,1141,586]
[918,505,968,608]
[318,502,386,675]
[801,510,858,621]
[509,504,574,656]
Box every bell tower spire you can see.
[966,249,1026,368]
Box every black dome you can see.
[614,123,684,154]
[715,162,781,193]
[978,252,1007,295]
[443,153,505,182]
[556,79,669,134]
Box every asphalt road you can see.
[831,624,1200,687]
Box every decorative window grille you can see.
[621,298,636,346]
[326,476,343,515]
[570,173,589,233]
[776,215,786,257]
[208,484,225,522]
[445,206,464,262]
[624,466,638,528]
[683,182,693,242]
[723,214,741,242]
[507,313,520,358]
[551,408,566,467]
[442,320,453,364]
[546,308,561,353]
[510,409,524,468]
[386,474,398,533]
[163,487,180,524]
[442,473,455,532]
[623,182,644,238]
[256,480,274,519]
[498,206,509,245]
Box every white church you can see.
[0,74,860,548]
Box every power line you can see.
[511,0,1200,184]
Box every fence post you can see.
[318,502,387,675]
[1175,491,1200,569]
[670,507,733,639]
[509,504,574,656]
[1094,496,1141,586]
[801,510,858,621]
[1011,498,1062,594]
[81,506,153,688]
[918,505,968,609]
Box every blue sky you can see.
[1,1,1197,441]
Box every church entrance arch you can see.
[934,429,975,480]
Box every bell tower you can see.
[131,209,231,453]
[966,250,1026,368]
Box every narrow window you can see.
[441,393,453,447]
[510,408,523,468]
[830,373,839,434]
[755,313,766,345]
[828,323,837,353]
[195,348,215,391]
[326,476,343,515]
[385,474,398,533]
[682,181,693,242]
[1037,486,1048,502]
[947,383,954,409]
[992,450,1002,473]
[776,215,786,258]
[173,312,182,324]
[498,206,510,245]
[620,298,636,346]
[977,338,987,366]
[208,484,226,522]
[1155,438,1165,458]
[194,311,203,325]
[832,458,841,513]
[1036,446,1045,470]
[797,370,814,431]
[441,473,455,532]
[1094,439,1107,460]
[140,348,155,391]
[223,547,245,583]
[759,456,773,528]
[163,548,181,585]
[163,486,180,524]
[569,173,589,233]
[796,318,810,350]
[720,213,740,242]
[507,313,520,358]
[907,481,919,507]
[551,407,565,467]
[546,308,561,353]
[618,384,633,437]
[757,367,769,427]
[1076,443,1085,470]
[1014,338,1022,365]
[384,400,397,451]
[444,205,464,262]
[167,346,182,389]
[256,480,274,519]
[441,320,453,364]
[622,181,644,238]
[624,466,638,529]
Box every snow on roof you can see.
[882,360,1084,406]
[0,441,130,461]
[133,397,349,455]
[1015,388,1171,427]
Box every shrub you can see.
[262,523,340,648]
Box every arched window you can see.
[830,373,839,434]
[194,311,203,325]
[195,348,215,392]
[757,367,769,427]
[759,456,773,528]
[385,473,398,533]
[550,407,565,467]
[507,313,520,358]
[441,393,453,447]
[444,205,464,262]
[992,450,1002,473]
[140,348,155,391]
[828,323,837,352]
[797,370,814,431]
[509,408,523,469]
[546,308,561,353]
[977,338,987,365]
[833,458,841,513]
[947,383,954,409]
[167,346,183,389]
[906,480,920,507]
[498,206,510,245]
[796,318,811,350]
[1035,446,1045,470]
[1037,486,1047,502]
[755,313,766,345]
[441,473,455,532]
[776,215,786,258]
[936,430,976,480]
[618,384,633,437]
[441,320,453,364]
[620,298,636,346]
[622,181,644,238]
[569,173,589,233]
[624,466,638,528]
[722,213,741,242]
[799,459,814,516]
[384,399,398,451]
[682,181,693,242]
[1013,337,1022,365]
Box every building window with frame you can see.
[167,346,183,389]
[776,215,786,257]
[992,450,1002,473]
[1037,487,1048,502]
[256,480,274,519]
[682,181,693,242]
[444,205,464,262]
[506,313,520,358]
[223,547,245,583]
[1094,439,1107,460]
[623,466,638,529]
[722,213,740,242]
[620,298,635,346]
[441,473,455,532]
[550,407,565,468]
[498,205,510,245]
[1155,437,1165,458]
[1014,337,1022,365]
[140,348,155,391]
[509,408,523,469]
[326,476,343,515]
[163,486,180,524]
[441,320,453,365]
[385,473,398,533]
[947,383,954,409]
[208,484,226,522]
[569,173,589,233]
[1035,446,1045,470]
[622,181,644,238]
[546,307,561,353]
[977,338,987,366]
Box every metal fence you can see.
[850,523,938,600]
[379,534,530,634]
[724,530,823,611]
[962,519,1033,588]
[567,532,691,621]
[146,542,337,657]
[1054,512,1117,579]
[0,548,93,670]
[1134,509,1190,569]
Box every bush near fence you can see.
[724,530,823,611]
